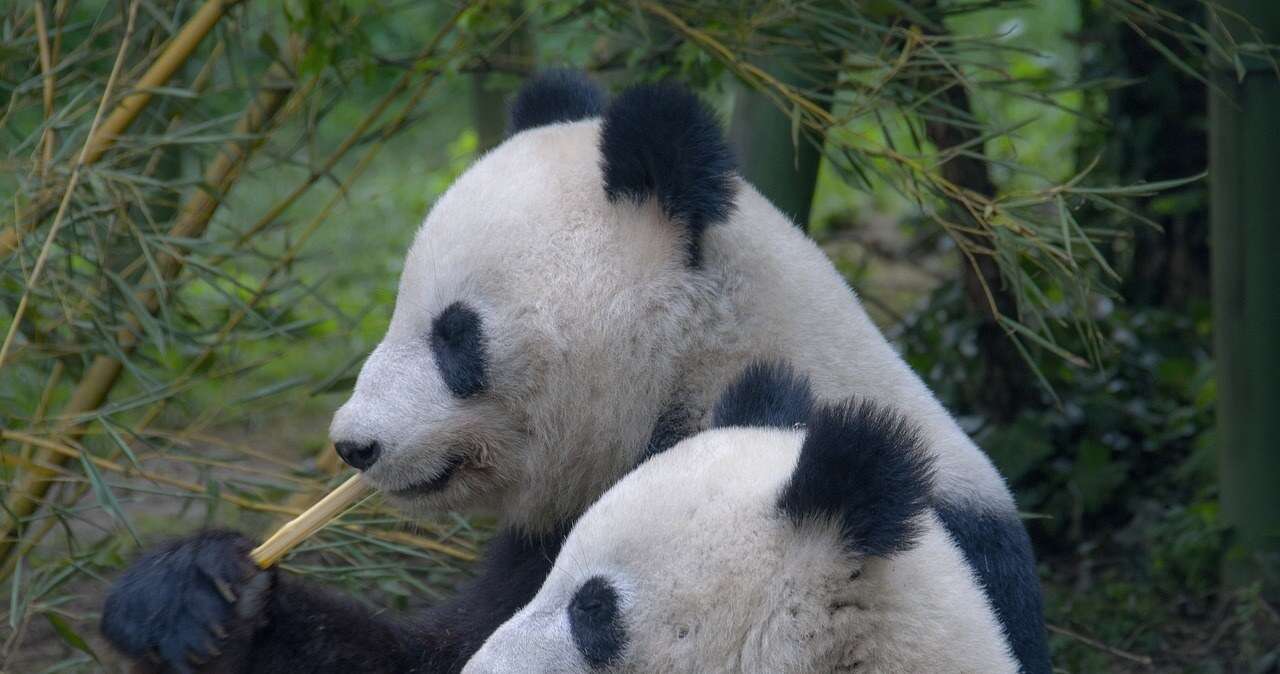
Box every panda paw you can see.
[101,530,272,673]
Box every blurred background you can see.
[1,1,1277,671]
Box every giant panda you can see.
[101,71,1047,673]
[464,361,1020,674]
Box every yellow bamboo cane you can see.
[0,0,233,259]
[250,474,373,568]
[0,64,296,565]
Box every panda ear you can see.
[508,70,607,135]
[600,82,737,266]
[778,400,935,558]
[712,360,813,429]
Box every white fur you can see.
[464,428,1018,673]
[330,118,1012,531]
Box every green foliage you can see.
[3,0,1277,671]
[893,282,1280,671]
[0,2,488,669]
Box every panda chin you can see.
[387,454,467,499]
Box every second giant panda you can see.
[101,72,1046,673]
[465,362,1020,673]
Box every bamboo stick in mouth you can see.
[250,474,372,568]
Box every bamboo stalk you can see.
[141,40,226,178]
[81,0,232,165]
[0,0,233,259]
[250,474,372,567]
[0,30,459,566]
[1,0,475,571]
[0,0,141,375]
[130,34,465,430]
[0,40,271,368]
[9,3,465,365]
[16,360,63,464]
[221,1,472,256]
[34,1,56,180]
[0,62,296,565]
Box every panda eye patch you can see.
[430,301,488,398]
[568,576,627,669]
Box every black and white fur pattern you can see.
[465,362,1019,673]
[102,71,1047,673]
[329,71,1047,669]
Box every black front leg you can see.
[240,573,419,673]
[102,526,564,674]
[102,531,418,674]
[414,526,565,673]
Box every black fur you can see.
[508,69,606,135]
[431,301,488,399]
[712,360,814,429]
[234,575,419,673]
[933,502,1051,674]
[101,526,566,674]
[778,400,935,557]
[643,399,696,459]
[100,530,268,673]
[416,526,566,671]
[600,82,737,265]
[568,576,627,669]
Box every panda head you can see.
[328,71,737,527]
[463,361,943,673]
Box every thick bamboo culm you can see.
[250,474,372,568]
[0,0,232,259]
[0,64,296,564]
[82,0,231,164]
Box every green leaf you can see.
[233,375,311,405]
[44,611,101,663]
[1065,171,1207,196]
[80,454,140,545]
[1072,440,1128,514]
[999,315,1090,368]
[103,269,168,356]
[259,33,281,62]
[99,418,144,472]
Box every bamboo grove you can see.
[1,1,1273,670]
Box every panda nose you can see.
[335,440,381,471]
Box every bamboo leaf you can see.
[998,315,1090,368]
[79,453,141,545]
[1065,171,1207,195]
[44,611,102,663]
[99,418,144,472]
[102,268,168,355]
[233,375,311,405]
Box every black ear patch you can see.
[600,83,737,265]
[712,360,814,429]
[509,70,607,135]
[778,400,935,558]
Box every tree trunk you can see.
[471,1,535,153]
[1210,0,1280,597]
[729,79,825,230]
[925,83,1033,423]
[1078,0,1210,310]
